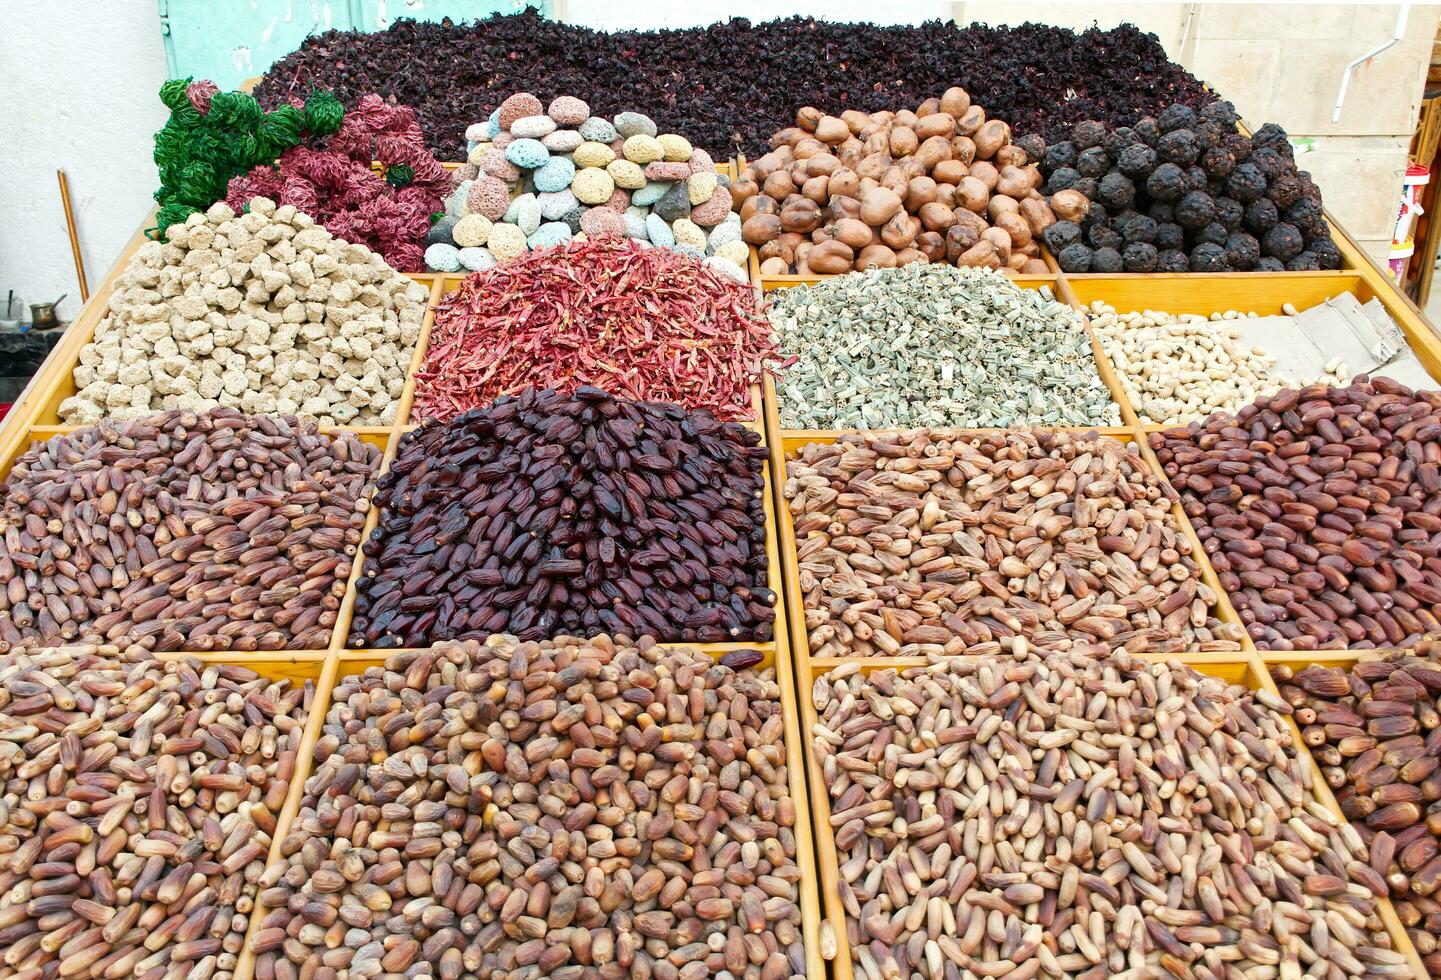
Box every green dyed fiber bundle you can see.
[150,78,343,239]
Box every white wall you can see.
[0,1,169,324]
[2,0,1435,320]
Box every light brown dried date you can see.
[784,428,1243,658]
[0,408,376,652]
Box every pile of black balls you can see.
[1038,101,1341,273]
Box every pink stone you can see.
[547,95,590,126]
[579,208,627,238]
[644,162,691,182]
[688,148,716,174]
[479,149,520,183]
[492,131,515,151]
[467,176,512,221]
[603,188,630,212]
[497,92,543,130]
[689,184,733,227]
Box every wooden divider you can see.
[227,652,338,980]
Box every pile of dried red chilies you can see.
[412,239,783,422]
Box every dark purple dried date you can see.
[350,387,775,647]
[720,648,766,670]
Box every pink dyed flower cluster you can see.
[185,80,220,114]
[227,94,449,271]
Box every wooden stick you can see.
[56,170,89,303]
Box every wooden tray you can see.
[0,209,823,978]
[749,245,1429,980]
[763,395,1249,667]
[5,158,1437,979]
[1067,270,1441,393]
[790,649,1428,980]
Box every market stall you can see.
[5,13,1441,980]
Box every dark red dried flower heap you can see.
[256,12,1214,156]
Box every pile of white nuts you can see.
[60,198,429,426]
[1088,300,1348,425]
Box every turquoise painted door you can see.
[157,0,548,89]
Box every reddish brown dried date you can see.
[720,648,766,670]
[0,408,376,652]
[1153,377,1441,650]
[1273,649,1441,976]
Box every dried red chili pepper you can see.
[412,238,784,422]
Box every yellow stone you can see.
[657,133,693,162]
[572,168,617,206]
[573,141,616,169]
[606,159,647,190]
[621,135,664,165]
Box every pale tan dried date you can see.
[784,428,1242,658]
[254,634,805,980]
[813,645,1407,978]
[0,642,310,980]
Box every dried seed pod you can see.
[0,643,309,976]
[352,387,774,647]
[816,644,1401,978]
[0,409,377,651]
[785,428,1242,657]
[769,266,1118,429]
[258,634,804,979]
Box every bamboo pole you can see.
[56,169,89,303]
